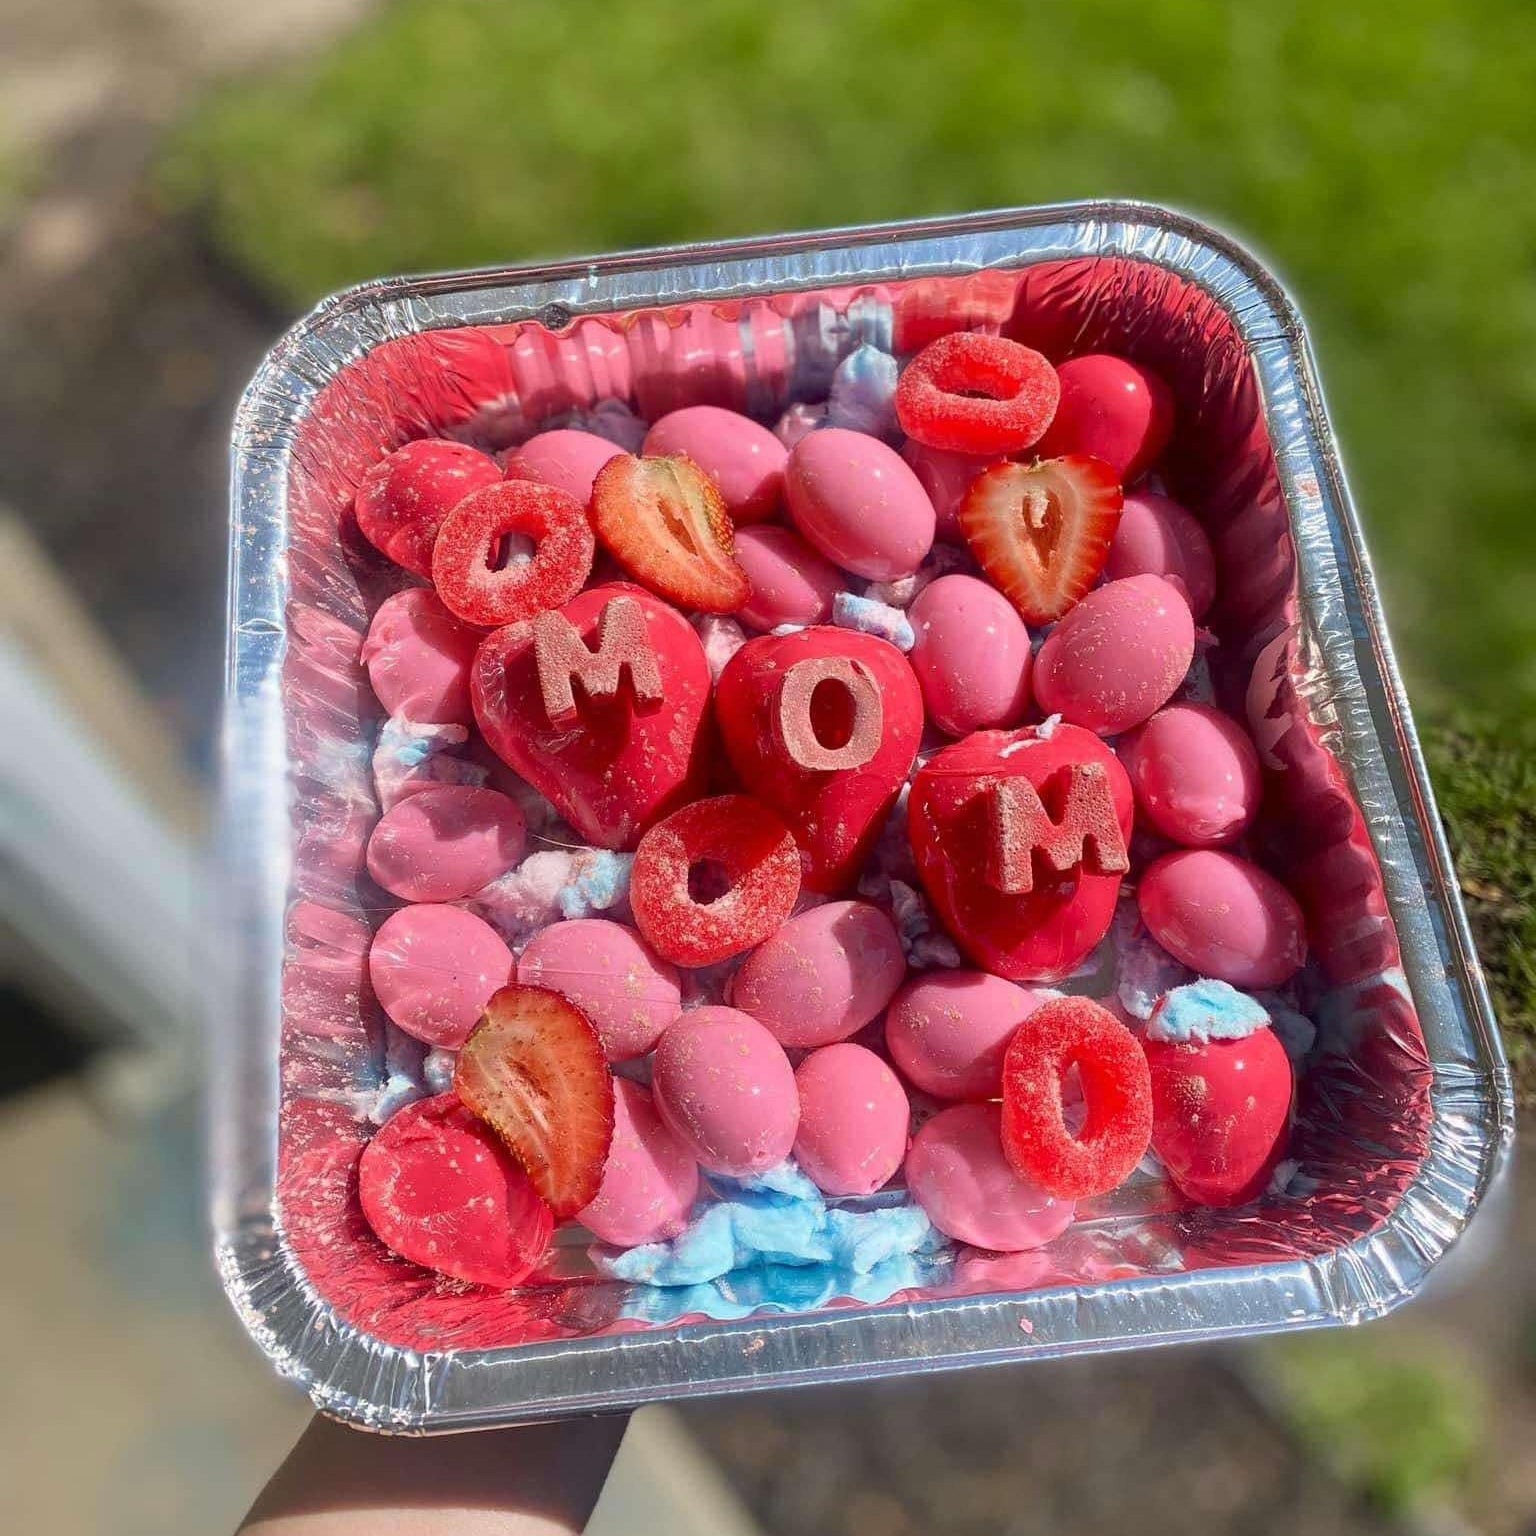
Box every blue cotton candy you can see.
[1146,979,1271,1043]
[615,1250,947,1325]
[592,1160,947,1300]
[724,1162,821,1201]
[833,592,916,651]
[556,849,633,919]
[827,345,900,437]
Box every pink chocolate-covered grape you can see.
[578,1079,699,1245]
[368,904,514,1048]
[366,784,526,902]
[785,428,935,579]
[361,587,480,725]
[517,918,682,1062]
[1103,491,1217,619]
[1139,849,1307,988]
[651,1006,799,1177]
[504,428,621,507]
[899,440,992,542]
[1033,575,1194,735]
[909,574,1033,736]
[734,524,843,632]
[1035,354,1174,484]
[730,900,906,1048]
[792,1043,909,1196]
[1119,703,1261,847]
[642,406,788,525]
[905,1103,1075,1252]
[885,970,1048,1101]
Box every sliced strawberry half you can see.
[454,984,615,1219]
[958,456,1123,626]
[590,453,751,613]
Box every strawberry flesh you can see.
[590,453,751,613]
[958,456,1123,625]
[454,984,615,1219]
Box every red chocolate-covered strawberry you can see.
[1142,986,1294,1207]
[354,438,502,578]
[1035,354,1174,485]
[472,581,711,849]
[453,984,616,1220]
[959,455,1122,625]
[908,723,1133,982]
[716,627,924,892]
[357,1093,553,1286]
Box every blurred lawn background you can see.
[157,0,1534,1081]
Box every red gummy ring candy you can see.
[1000,995,1152,1199]
[629,794,801,966]
[431,479,595,626]
[896,333,1061,456]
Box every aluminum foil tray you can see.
[214,202,1514,1430]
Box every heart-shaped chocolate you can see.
[472,582,711,849]
[909,723,1133,981]
[715,627,923,892]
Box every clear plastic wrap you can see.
[214,203,1513,1428]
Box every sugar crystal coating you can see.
[431,478,595,626]
[629,795,801,966]
[896,333,1060,456]
[1000,995,1153,1199]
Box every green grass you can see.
[157,0,1536,724]
[1268,1333,1483,1515]
[1425,713,1536,1102]
[158,0,1536,1082]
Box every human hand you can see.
[239,1411,627,1535]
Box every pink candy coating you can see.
[792,1044,909,1196]
[517,918,682,1063]
[503,429,621,507]
[785,428,936,580]
[730,900,907,1049]
[361,587,480,725]
[578,1079,700,1246]
[1035,353,1174,484]
[885,970,1048,1101]
[651,1006,799,1176]
[365,785,526,902]
[905,1103,1075,1252]
[733,524,842,632]
[899,440,992,541]
[367,904,514,1048]
[1119,703,1262,847]
[1033,575,1195,735]
[642,406,788,525]
[909,574,1033,736]
[1103,491,1217,619]
[1139,849,1307,988]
